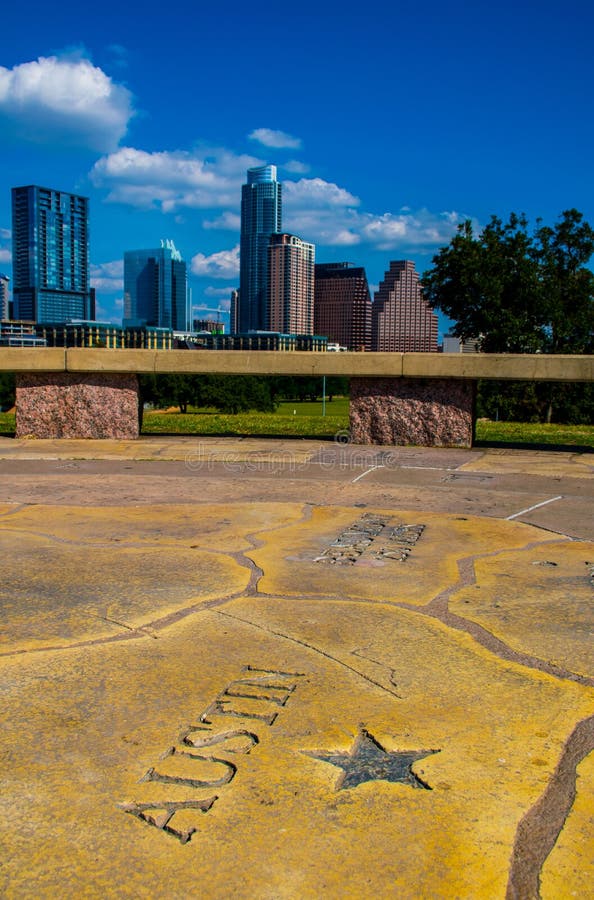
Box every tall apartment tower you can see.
[314,262,371,350]
[268,233,315,334]
[11,185,93,323]
[229,288,240,334]
[371,260,438,352]
[123,239,188,330]
[239,165,282,332]
[0,274,10,320]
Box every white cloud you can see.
[90,139,464,255]
[284,177,360,209]
[194,299,231,313]
[91,147,261,210]
[360,209,463,249]
[203,211,241,231]
[0,227,11,264]
[249,128,301,149]
[204,285,235,297]
[283,160,311,175]
[191,245,240,279]
[90,259,124,293]
[284,208,361,246]
[0,55,134,152]
[95,295,123,324]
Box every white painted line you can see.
[400,465,456,471]
[351,465,384,484]
[506,495,563,521]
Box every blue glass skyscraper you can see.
[123,240,188,331]
[239,165,282,331]
[11,185,93,323]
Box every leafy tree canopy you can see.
[422,209,594,354]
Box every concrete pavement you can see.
[0,437,592,898]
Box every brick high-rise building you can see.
[314,262,371,350]
[371,260,438,352]
[267,233,315,334]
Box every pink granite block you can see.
[350,377,474,447]
[16,373,140,439]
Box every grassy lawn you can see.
[141,398,349,439]
[1,403,592,450]
[474,420,594,450]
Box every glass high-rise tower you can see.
[239,165,282,332]
[123,240,189,331]
[11,185,93,323]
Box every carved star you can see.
[305,728,439,790]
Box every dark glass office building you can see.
[314,262,372,351]
[11,185,93,323]
[239,165,282,332]
[123,240,188,331]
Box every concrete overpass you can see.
[2,348,592,446]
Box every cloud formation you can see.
[91,147,261,210]
[204,285,235,298]
[90,259,124,292]
[0,55,134,152]
[284,177,360,209]
[0,228,11,264]
[249,128,301,149]
[191,245,240,279]
[91,142,464,258]
[203,211,241,231]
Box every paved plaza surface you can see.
[0,436,593,899]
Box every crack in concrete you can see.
[506,714,594,900]
[397,537,594,688]
[0,503,314,659]
[214,609,403,701]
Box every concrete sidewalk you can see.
[0,439,592,898]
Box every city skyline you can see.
[1,1,593,339]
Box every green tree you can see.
[535,209,594,355]
[422,213,544,352]
[422,209,594,423]
[0,372,15,411]
[201,375,275,414]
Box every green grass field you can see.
[1,401,592,449]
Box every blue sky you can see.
[1,0,593,336]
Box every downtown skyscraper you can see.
[371,260,438,352]
[268,233,315,334]
[314,262,372,350]
[11,185,94,323]
[123,239,189,331]
[239,165,282,332]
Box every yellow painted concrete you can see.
[253,505,549,605]
[1,492,593,897]
[541,751,594,899]
[0,436,320,463]
[460,449,594,478]
[1,595,592,898]
[449,540,594,678]
[0,503,306,653]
